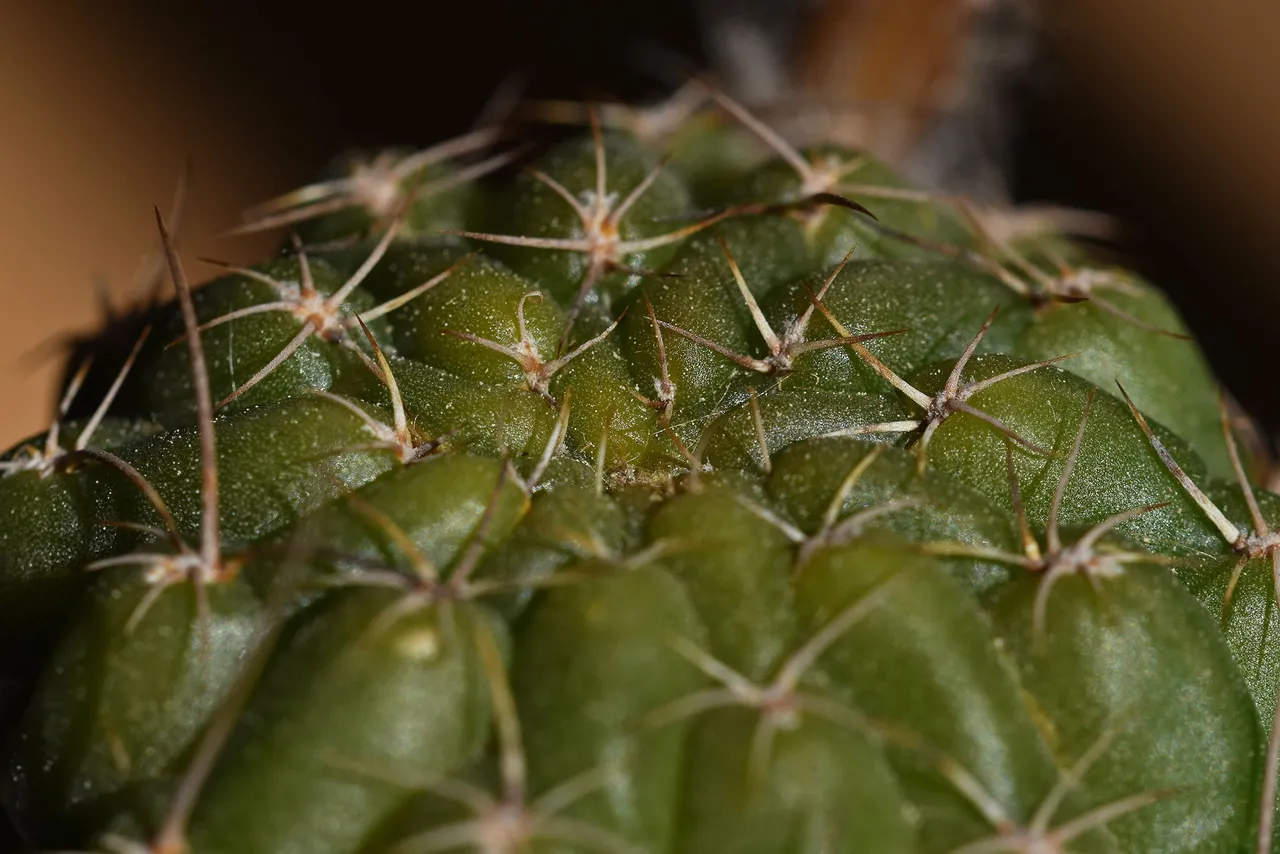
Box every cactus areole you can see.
[2,85,1279,854]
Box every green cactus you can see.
[1,83,1277,854]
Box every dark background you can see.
[3,0,1279,443]
[139,0,708,145]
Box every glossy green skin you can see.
[673,708,917,854]
[510,564,707,853]
[795,535,1108,853]
[334,354,558,460]
[281,453,529,578]
[765,260,1031,395]
[0,454,127,716]
[698,386,905,473]
[733,146,975,265]
[621,228,764,430]
[0,396,392,749]
[1167,482,1280,844]
[0,397,407,845]
[664,114,763,207]
[0,420,159,745]
[984,566,1261,852]
[368,244,562,385]
[0,418,159,639]
[767,438,1021,593]
[185,592,499,854]
[479,131,692,308]
[1013,276,1230,476]
[648,486,797,681]
[5,574,265,845]
[287,151,483,246]
[1176,484,1280,727]
[2,118,1275,854]
[472,485,630,619]
[363,242,656,467]
[916,356,1230,557]
[1002,235,1232,478]
[117,395,399,549]
[124,256,386,425]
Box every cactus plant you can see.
[0,83,1276,854]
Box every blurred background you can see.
[3,0,1280,446]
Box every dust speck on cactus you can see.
[1,80,1278,854]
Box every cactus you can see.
[0,83,1276,854]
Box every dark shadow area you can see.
[130,0,705,154]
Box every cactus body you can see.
[1,89,1277,853]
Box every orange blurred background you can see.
[0,6,297,444]
[2,0,1279,445]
